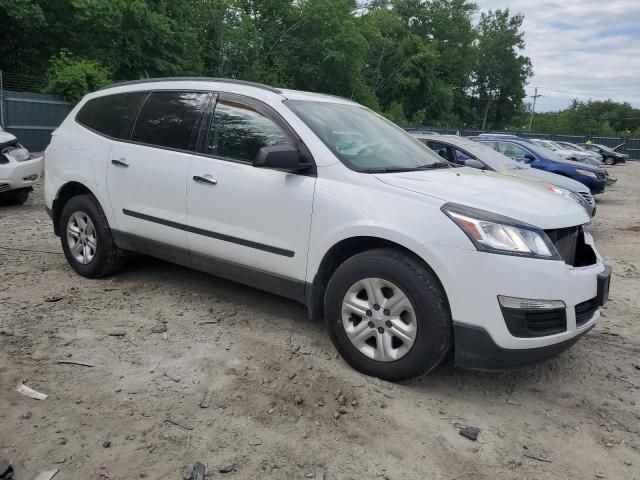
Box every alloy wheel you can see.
[341,278,417,362]
[66,211,97,265]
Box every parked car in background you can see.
[579,143,628,165]
[0,127,43,206]
[554,141,604,163]
[475,135,607,195]
[531,139,596,164]
[412,133,597,216]
[44,78,610,380]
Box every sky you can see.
[475,0,640,112]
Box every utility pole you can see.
[528,87,542,131]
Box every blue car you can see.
[474,135,607,195]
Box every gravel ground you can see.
[1,163,639,480]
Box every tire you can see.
[324,248,452,382]
[59,194,124,278]
[0,188,30,206]
[604,156,615,165]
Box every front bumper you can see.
[586,177,606,195]
[0,155,43,193]
[453,322,594,370]
[422,236,608,368]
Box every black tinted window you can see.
[132,91,209,150]
[76,92,146,139]
[206,100,290,162]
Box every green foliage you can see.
[44,50,111,101]
[521,100,640,136]
[0,0,536,127]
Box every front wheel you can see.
[324,249,452,382]
[604,156,615,165]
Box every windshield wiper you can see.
[364,163,450,173]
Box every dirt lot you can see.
[1,163,639,480]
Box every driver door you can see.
[186,93,316,287]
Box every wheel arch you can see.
[307,236,450,322]
[51,181,99,236]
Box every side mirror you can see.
[524,153,536,162]
[464,158,485,169]
[253,144,310,172]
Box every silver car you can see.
[411,133,597,217]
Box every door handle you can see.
[111,158,129,168]
[193,175,217,185]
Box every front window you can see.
[286,101,447,172]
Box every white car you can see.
[532,139,596,164]
[0,128,43,205]
[44,78,611,381]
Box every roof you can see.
[96,77,358,105]
[99,77,283,94]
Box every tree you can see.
[472,9,532,129]
[44,50,111,101]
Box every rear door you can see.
[185,93,316,284]
[107,91,210,249]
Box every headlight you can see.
[575,168,597,178]
[543,183,585,206]
[442,203,560,260]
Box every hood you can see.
[376,167,589,229]
[498,165,588,193]
[547,156,603,172]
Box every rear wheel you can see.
[324,248,452,382]
[0,188,30,206]
[59,194,124,278]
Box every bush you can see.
[44,50,112,102]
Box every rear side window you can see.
[131,91,209,151]
[76,92,146,139]
[206,99,290,162]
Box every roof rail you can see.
[98,77,282,94]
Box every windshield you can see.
[449,138,525,170]
[525,142,566,162]
[535,140,556,151]
[286,100,448,172]
[549,141,569,150]
[595,144,614,152]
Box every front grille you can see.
[0,183,10,192]
[575,297,598,326]
[546,226,596,267]
[579,191,595,206]
[501,306,567,337]
[547,226,578,265]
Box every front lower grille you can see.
[0,183,10,193]
[575,297,598,326]
[501,306,567,337]
[546,225,597,267]
[579,191,595,206]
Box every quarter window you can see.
[76,92,146,139]
[131,91,209,150]
[206,99,290,162]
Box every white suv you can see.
[44,78,611,381]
